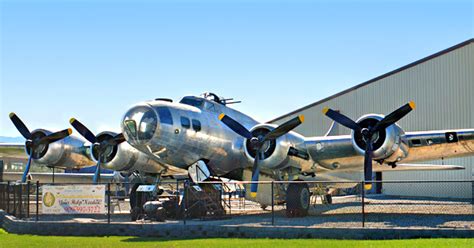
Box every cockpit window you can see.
[124,120,137,138]
[180,97,204,108]
[138,110,158,141]
[157,107,173,125]
[122,105,158,143]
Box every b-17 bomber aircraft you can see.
[2,92,474,216]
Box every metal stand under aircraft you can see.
[128,169,225,221]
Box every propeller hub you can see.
[246,128,276,159]
[250,137,259,145]
[353,117,386,151]
[361,128,370,138]
[25,131,49,159]
[90,134,118,163]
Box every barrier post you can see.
[14,183,17,216]
[19,182,22,218]
[7,181,10,213]
[27,181,30,218]
[183,180,187,225]
[0,183,3,210]
[107,183,111,224]
[361,182,365,228]
[0,184,2,210]
[175,180,179,222]
[228,186,231,215]
[36,181,39,222]
[0,183,2,210]
[271,181,274,226]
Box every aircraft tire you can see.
[325,194,333,204]
[130,206,142,221]
[285,182,310,217]
[130,183,150,209]
[129,183,140,209]
[130,183,150,221]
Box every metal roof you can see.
[269,38,474,123]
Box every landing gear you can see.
[129,183,151,221]
[325,194,333,204]
[286,182,310,217]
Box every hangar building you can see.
[271,39,473,199]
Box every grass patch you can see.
[0,229,473,247]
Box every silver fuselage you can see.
[121,96,474,185]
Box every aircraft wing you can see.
[2,172,116,184]
[0,143,26,160]
[306,128,474,171]
[401,129,474,162]
[373,163,464,172]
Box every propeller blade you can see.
[249,151,262,197]
[363,141,373,190]
[70,118,97,143]
[9,113,32,140]
[103,133,126,147]
[113,133,126,144]
[38,128,72,145]
[371,101,415,133]
[21,151,34,183]
[218,114,253,139]
[322,108,361,132]
[263,115,304,141]
[93,157,101,184]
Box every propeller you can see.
[69,118,125,184]
[322,101,415,190]
[9,113,72,183]
[219,113,304,197]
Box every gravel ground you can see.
[21,195,474,229]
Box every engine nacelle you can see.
[91,132,166,173]
[351,114,409,162]
[27,129,91,169]
[244,124,307,170]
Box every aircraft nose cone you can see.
[122,105,158,144]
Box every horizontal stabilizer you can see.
[373,163,464,172]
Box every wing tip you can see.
[9,112,16,118]
[409,101,416,110]
[69,118,76,124]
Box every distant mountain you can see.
[0,136,25,143]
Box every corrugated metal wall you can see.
[273,41,473,198]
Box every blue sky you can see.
[1,0,472,137]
